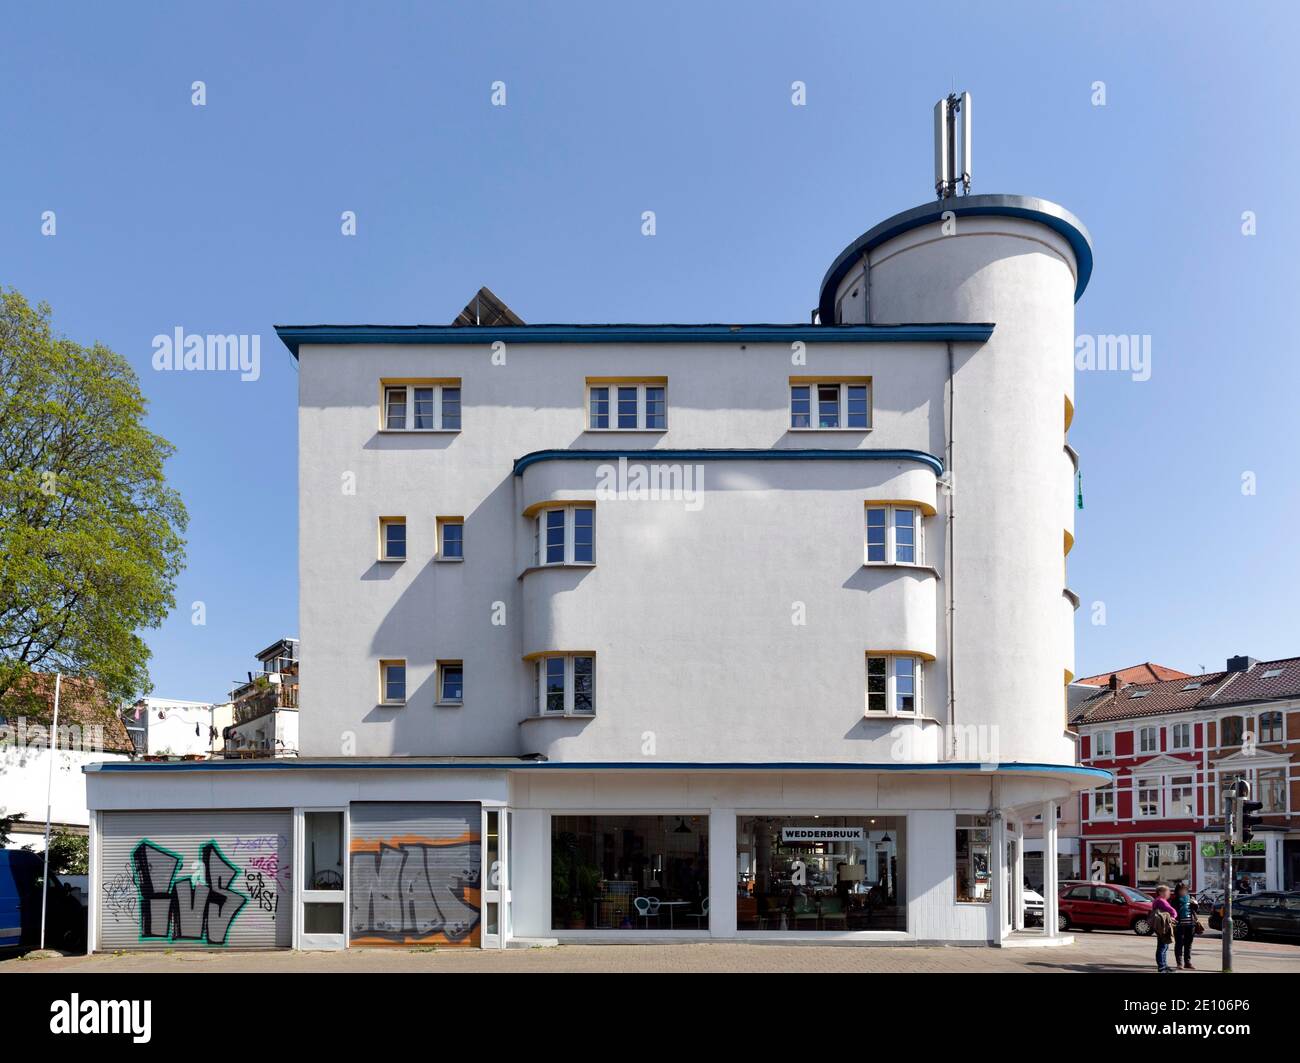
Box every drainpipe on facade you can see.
[945,341,957,758]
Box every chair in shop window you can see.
[687,897,710,929]
[634,896,661,929]
[819,897,848,931]
[792,894,819,931]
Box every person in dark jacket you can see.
[1172,881,1198,969]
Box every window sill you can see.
[435,556,464,563]
[864,711,938,722]
[377,428,461,434]
[518,562,597,579]
[435,701,463,709]
[584,427,668,433]
[519,712,596,724]
[377,557,406,564]
[862,562,940,577]
[788,427,873,433]
[378,701,406,708]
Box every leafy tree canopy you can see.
[0,288,187,707]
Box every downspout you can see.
[946,341,957,757]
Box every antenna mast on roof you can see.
[933,91,971,200]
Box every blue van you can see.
[0,849,87,954]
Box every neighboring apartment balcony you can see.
[230,672,299,723]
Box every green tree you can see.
[0,289,187,706]
[46,828,89,875]
[0,809,26,847]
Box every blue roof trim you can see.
[274,322,994,358]
[818,194,1094,322]
[513,447,945,477]
[86,759,1111,782]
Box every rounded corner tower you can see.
[820,194,1093,767]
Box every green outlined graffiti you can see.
[132,839,249,945]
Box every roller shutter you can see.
[99,810,292,950]
[348,802,481,947]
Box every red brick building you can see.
[1072,655,1300,893]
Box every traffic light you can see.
[1241,799,1264,844]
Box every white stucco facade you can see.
[125,698,215,758]
[86,193,1109,950]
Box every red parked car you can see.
[1056,882,1155,935]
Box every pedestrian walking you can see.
[1151,884,1177,973]
[1172,881,1198,969]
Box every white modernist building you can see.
[85,192,1109,951]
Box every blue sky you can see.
[3,1,1297,701]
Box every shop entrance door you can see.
[481,807,511,949]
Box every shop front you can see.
[88,761,1105,949]
[549,814,708,931]
[86,761,509,953]
[736,816,905,932]
[1197,836,1271,895]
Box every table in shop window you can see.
[657,901,690,928]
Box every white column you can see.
[707,808,737,938]
[1012,821,1025,931]
[508,808,548,938]
[1267,834,1283,891]
[87,809,100,954]
[991,814,1008,941]
[1042,799,1059,937]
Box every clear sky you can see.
[3,1,1297,702]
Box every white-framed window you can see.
[1258,767,1287,812]
[1219,715,1245,746]
[532,505,595,566]
[1259,711,1283,743]
[437,660,463,706]
[1091,784,1116,820]
[1169,721,1191,750]
[533,655,595,716]
[864,504,923,565]
[1136,777,1162,818]
[586,380,666,430]
[1168,774,1195,817]
[865,655,923,716]
[1092,730,1114,758]
[378,516,406,561]
[382,381,461,431]
[379,660,406,706]
[1138,725,1159,753]
[437,516,464,560]
[790,379,871,430]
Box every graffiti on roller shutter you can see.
[349,834,481,945]
[132,839,249,944]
